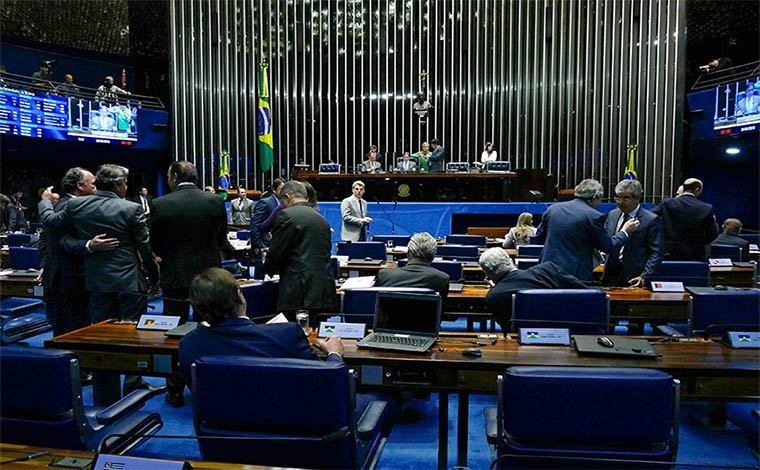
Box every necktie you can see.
[141,196,148,213]
[618,213,630,260]
[359,199,364,218]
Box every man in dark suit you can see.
[428,138,446,173]
[602,180,664,287]
[250,178,284,251]
[264,181,337,321]
[131,187,154,220]
[151,161,228,323]
[479,248,589,332]
[375,232,449,302]
[39,167,119,336]
[712,218,750,261]
[652,178,719,261]
[6,189,27,232]
[535,178,640,281]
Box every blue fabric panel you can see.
[0,298,44,316]
[9,247,40,270]
[503,367,673,446]
[689,290,760,334]
[6,233,32,247]
[436,245,479,258]
[513,289,608,334]
[337,242,387,260]
[239,282,278,321]
[446,234,486,246]
[372,235,412,247]
[651,261,710,287]
[0,346,75,416]
[516,245,544,258]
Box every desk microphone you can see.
[372,196,396,235]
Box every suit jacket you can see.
[602,207,664,286]
[396,160,417,172]
[340,195,368,242]
[361,160,383,173]
[651,194,719,261]
[178,317,341,385]
[40,194,88,291]
[485,261,589,331]
[230,197,254,224]
[150,184,228,289]
[6,202,26,232]
[38,191,159,293]
[712,232,750,261]
[250,194,279,248]
[375,260,450,303]
[130,194,154,215]
[428,146,446,172]
[535,198,629,281]
[264,202,336,312]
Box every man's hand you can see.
[627,276,646,288]
[318,335,344,356]
[362,217,373,225]
[40,186,54,200]
[35,268,44,283]
[621,218,640,234]
[149,281,160,295]
[89,234,120,251]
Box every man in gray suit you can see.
[340,180,372,241]
[602,180,663,287]
[230,187,254,224]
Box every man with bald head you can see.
[712,218,750,261]
[652,178,719,261]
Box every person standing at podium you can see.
[340,180,371,241]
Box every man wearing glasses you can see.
[602,180,664,288]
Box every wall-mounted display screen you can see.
[713,79,760,132]
[0,84,138,144]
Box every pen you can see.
[0,451,50,464]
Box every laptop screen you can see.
[374,292,441,336]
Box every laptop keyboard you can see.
[368,333,429,347]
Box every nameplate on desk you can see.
[93,454,190,470]
[136,315,181,331]
[750,244,759,251]
[651,281,684,292]
[723,332,760,349]
[518,328,571,345]
[318,321,366,339]
[709,258,733,267]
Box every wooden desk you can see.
[340,261,396,277]
[0,443,288,469]
[45,323,759,469]
[0,275,43,298]
[591,264,756,287]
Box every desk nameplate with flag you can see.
[517,328,570,345]
[318,322,366,339]
[723,332,760,349]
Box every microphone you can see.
[372,196,396,235]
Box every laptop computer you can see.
[347,258,384,266]
[357,292,441,353]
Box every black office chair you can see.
[0,345,163,454]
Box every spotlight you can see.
[725,147,740,155]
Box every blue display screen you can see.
[0,84,138,145]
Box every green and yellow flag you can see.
[624,144,638,180]
[258,62,274,173]
[218,150,231,190]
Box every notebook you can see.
[357,292,441,353]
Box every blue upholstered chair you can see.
[650,261,710,287]
[0,346,163,453]
[192,356,394,469]
[342,287,436,328]
[485,366,679,469]
[516,258,539,270]
[29,222,43,233]
[446,234,487,246]
[688,289,760,336]
[739,234,760,246]
[0,297,43,317]
[512,289,609,334]
[396,259,463,282]
[436,244,479,261]
[516,244,543,258]
[235,230,251,241]
[337,241,387,261]
[9,247,40,270]
[6,233,32,247]
[372,235,412,247]
[709,244,742,262]
[240,281,279,322]
[0,313,52,344]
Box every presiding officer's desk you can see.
[0,443,295,469]
[44,323,760,469]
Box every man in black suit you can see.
[602,180,664,287]
[712,218,750,261]
[652,178,719,261]
[131,187,154,220]
[250,178,285,252]
[39,167,119,336]
[479,248,589,332]
[151,161,228,323]
[264,181,336,321]
[428,139,446,172]
[375,232,449,302]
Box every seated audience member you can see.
[96,75,131,102]
[375,232,449,303]
[396,152,417,172]
[712,218,750,261]
[56,74,80,96]
[503,212,537,248]
[178,268,344,385]
[479,248,588,332]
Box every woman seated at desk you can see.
[503,212,537,248]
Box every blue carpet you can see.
[8,303,759,469]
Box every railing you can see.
[691,60,760,92]
[0,71,165,110]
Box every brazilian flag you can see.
[218,150,231,191]
[624,144,638,180]
[258,62,274,173]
